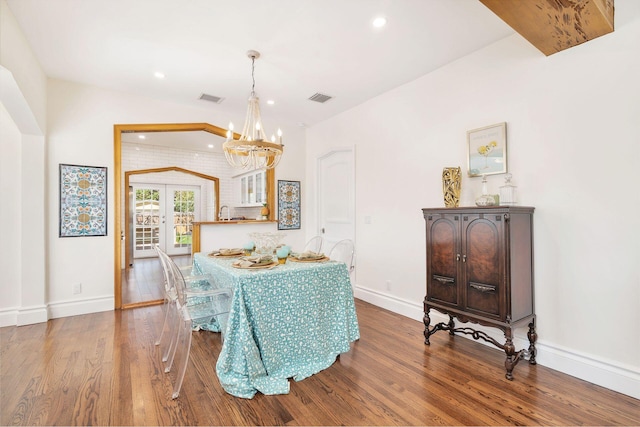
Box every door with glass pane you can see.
[133,185,164,258]
[133,184,200,258]
[165,185,200,255]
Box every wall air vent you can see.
[308,93,333,103]
[199,93,224,104]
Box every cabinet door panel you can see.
[464,217,503,318]
[467,281,500,317]
[427,217,459,306]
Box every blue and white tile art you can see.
[277,180,301,230]
[59,164,107,237]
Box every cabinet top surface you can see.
[422,206,534,213]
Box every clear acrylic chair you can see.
[304,235,324,253]
[154,245,219,367]
[162,252,233,399]
[328,239,355,275]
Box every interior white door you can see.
[317,148,355,260]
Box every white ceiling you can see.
[7,0,515,144]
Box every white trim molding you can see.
[0,297,115,327]
[17,304,48,326]
[47,296,115,320]
[0,306,19,327]
[0,305,48,327]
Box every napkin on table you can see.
[218,248,244,256]
[293,251,325,260]
[235,255,274,268]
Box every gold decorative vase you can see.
[260,203,269,219]
[442,167,461,207]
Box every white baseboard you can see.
[17,305,48,325]
[0,305,49,327]
[0,307,19,327]
[0,297,115,327]
[534,341,640,400]
[354,285,640,400]
[47,295,115,320]
[354,284,425,320]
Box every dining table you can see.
[193,251,360,398]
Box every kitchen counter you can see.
[194,220,277,225]
[192,220,278,253]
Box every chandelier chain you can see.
[251,55,256,94]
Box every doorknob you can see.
[321,228,325,234]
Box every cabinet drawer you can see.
[427,274,458,306]
[466,281,500,318]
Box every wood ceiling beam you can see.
[479,0,614,56]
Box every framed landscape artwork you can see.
[277,180,301,230]
[467,122,507,177]
[59,164,108,237]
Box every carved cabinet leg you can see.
[447,315,455,336]
[423,307,432,345]
[503,327,517,380]
[527,318,537,365]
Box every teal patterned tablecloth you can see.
[193,252,360,398]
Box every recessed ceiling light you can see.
[372,16,387,28]
[138,135,146,139]
[154,71,165,79]
[267,100,275,105]
[208,144,214,149]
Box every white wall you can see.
[0,0,47,326]
[0,102,22,313]
[0,87,48,327]
[306,3,640,398]
[270,121,308,248]
[0,0,46,131]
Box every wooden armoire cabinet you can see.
[422,206,536,380]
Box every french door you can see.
[133,184,200,258]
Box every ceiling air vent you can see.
[308,92,333,103]
[199,93,224,104]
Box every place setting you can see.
[288,250,330,263]
[231,254,278,269]
[212,234,332,271]
[231,243,291,269]
[208,248,245,258]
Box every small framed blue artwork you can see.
[59,164,108,237]
[277,180,300,230]
[467,122,507,177]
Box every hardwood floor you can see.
[121,255,191,306]
[1,300,638,426]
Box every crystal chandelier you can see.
[223,50,283,170]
